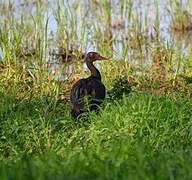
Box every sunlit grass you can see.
[0,92,192,179]
[1,0,192,179]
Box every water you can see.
[0,0,192,79]
[1,0,191,47]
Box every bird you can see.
[50,49,85,64]
[70,52,108,118]
[59,49,85,64]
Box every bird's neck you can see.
[86,60,101,81]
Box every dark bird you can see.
[70,52,108,118]
[50,49,85,64]
[59,50,85,64]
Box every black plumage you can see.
[70,52,108,118]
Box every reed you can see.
[1,0,192,179]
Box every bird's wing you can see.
[70,79,87,101]
[86,78,106,99]
[70,79,88,113]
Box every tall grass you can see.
[0,93,192,179]
[1,0,192,179]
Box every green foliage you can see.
[1,0,192,179]
[1,91,192,179]
[107,76,132,100]
[181,75,192,85]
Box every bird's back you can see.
[70,77,105,118]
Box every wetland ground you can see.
[1,0,192,179]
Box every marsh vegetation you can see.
[1,0,192,179]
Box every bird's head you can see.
[85,52,108,62]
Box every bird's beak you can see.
[97,54,109,60]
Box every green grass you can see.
[0,91,192,179]
[1,0,192,179]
